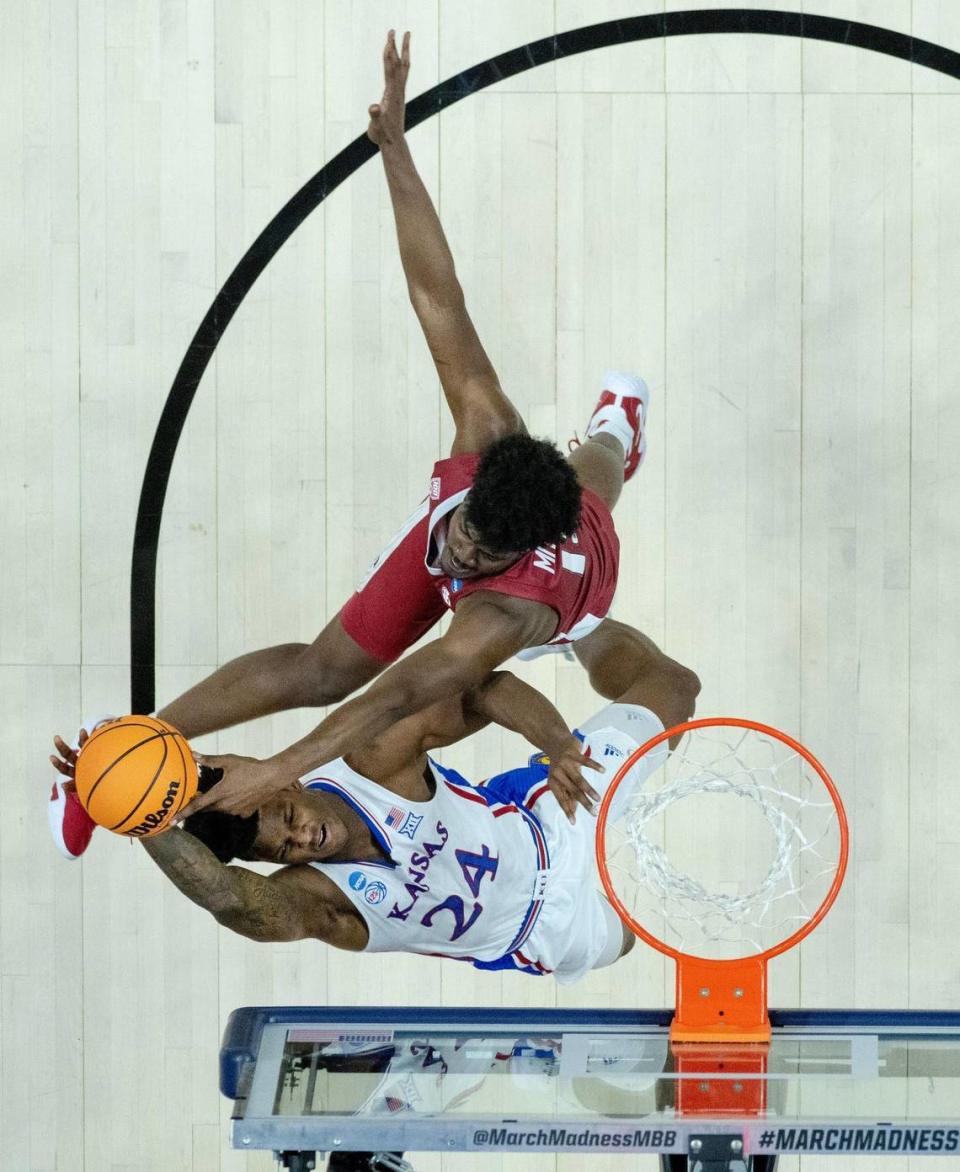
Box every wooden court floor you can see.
[3,1,960,1168]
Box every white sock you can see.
[585,407,634,454]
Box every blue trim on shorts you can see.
[470,953,545,976]
[480,761,550,806]
[479,730,585,807]
[427,756,491,799]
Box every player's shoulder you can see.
[451,589,558,650]
[271,865,369,947]
[430,453,481,501]
[270,862,340,899]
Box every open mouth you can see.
[314,824,327,853]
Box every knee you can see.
[672,663,702,715]
[655,662,701,728]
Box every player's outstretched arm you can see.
[181,592,558,819]
[464,672,603,822]
[141,830,363,947]
[368,30,522,455]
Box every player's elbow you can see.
[408,278,463,316]
[214,903,304,944]
[462,670,512,718]
[212,869,305,943]
[392,654,481,722]
[441,655,487,700]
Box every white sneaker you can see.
[576,370,650,482]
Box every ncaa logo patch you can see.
[364,880,388,906]
[348,871,367,892]
[430,476,441,500]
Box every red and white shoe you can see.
[48,714,116,860]
[579,370,650,483]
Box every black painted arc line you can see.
[130,8,960,714]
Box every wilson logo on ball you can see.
[126,779,182,837]
[74,715,198,839]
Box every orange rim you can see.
[594,716,849,966]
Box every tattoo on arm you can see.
[141,830,300,941]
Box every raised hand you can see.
[547,737,604,824]
[50,728,88,788]
[367,29,410,148]
[176,752,286,821]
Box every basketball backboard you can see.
[221,1005,960,1170]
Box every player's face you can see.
[440,506,521,579]
[253,787,348,864]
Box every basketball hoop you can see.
[595,717,848,1043]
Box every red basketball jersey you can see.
[424,454,619,643]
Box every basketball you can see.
[74,716,197,838]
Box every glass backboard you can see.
[221,1006,960,1170]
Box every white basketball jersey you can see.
[304,757,550,967]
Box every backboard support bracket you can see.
[673,956,771,1043]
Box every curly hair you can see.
[182,766,259,864]
[463,433,582,554]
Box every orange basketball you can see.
[74,716,197,838]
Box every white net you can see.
[601,724,845,961]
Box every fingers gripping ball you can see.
[74,716,197,838]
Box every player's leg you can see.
[157,617,385,740]
[566,433,627,513]
[549,891,636,983]
[566,371,650,511]
[573,617,699,737]
[571,619,700,824]
[592,898,636,968]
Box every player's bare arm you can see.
[461,671,604,821]
[141,829,366,948]
[353,670,561,770]
[281,665,598,820]
[368,30,521,455]
[183,592,559,819]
